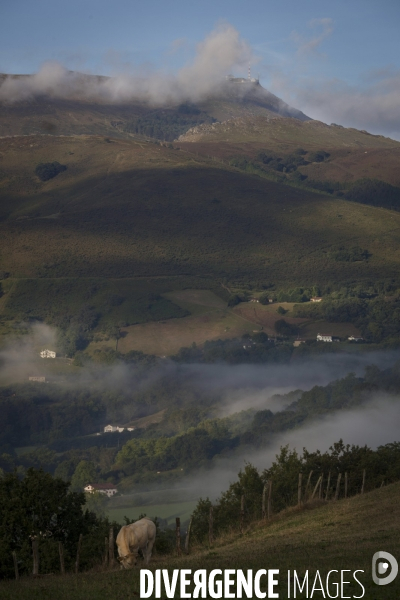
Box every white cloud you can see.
[291,17,334,56]
[0,23,253,105]
[271,69,400,139]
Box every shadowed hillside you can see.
[1,135,400,286]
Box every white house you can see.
[317,334,340,342]
[29,376,46,382]
[104,425,118,433]
[311,297,323,302]
[40,349,56,358]
[84,483,118,497]
[317,334,333,342]
[104,424,125,433]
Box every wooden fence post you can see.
[297,473,303,506]
[208,506,214,546]
[325,472,331,501]
[311,475,322,500]
[12,551,19,580]
[319,474,323,500]
[305,471,313,500]
[240,495,245,534]
[344,472,348,498]
[104,537,109,568]
[58,541,65,575]
[361,469,366,494]
[75,533,83,574]
[32,539,39,576]
[109,527,114,567]
[267,480,272,520]
[176,518,181,556]
[184,517,193,555]
[334,473,342,501]
[262,483,267,520]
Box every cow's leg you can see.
[144,539,155,565]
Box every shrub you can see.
[274,319,298,337]
[307,150,330,163]
[345,178,400,210]
[35,161,67,181]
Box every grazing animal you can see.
[116,517,156,569]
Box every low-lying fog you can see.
[2,323,399,500]
[187,394,400,501]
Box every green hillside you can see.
[2,134,400,287]
[1,131,400,353]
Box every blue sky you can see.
[1,0,400,137]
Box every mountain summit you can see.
[0,72,310,140]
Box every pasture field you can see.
[1,482,399,599]
[124,409,167,430]
[82,295,362,355]
[116,310,255,356]
[0,356,81,387]
[232,301,307,335]
[0,277,207,327]
[162,289,227,314]
[112,289,264,355]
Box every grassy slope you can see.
[105,298,360,357]
[1,132,400,355]
[178,117,400,186]
[178,116,399,149]
[0,97,150,138]
[1,482,399,599]
[2,135,400,288]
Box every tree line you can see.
[190,439,400,544]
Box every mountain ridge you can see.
[0,73,310,139]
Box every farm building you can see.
[103,424,134,433]
[311,297,323,302]
[317,334,340,342]
[84,484,118,497]
[40,349,56,358]
[104,424,124,433]
[29,376,46,382]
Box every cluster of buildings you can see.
[103,424,135,433]
[317,334,364,343]
[84,483,118,497]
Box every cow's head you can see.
[117,551,137,569]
